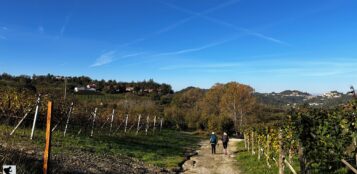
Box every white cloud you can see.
[161,1,289,46]
[118,0,240,47]
[160,62,241,70]
[0,35,6,40]
[153,36,239,57]
[122,52,146,58]
[1,26,8,30]
[90,51,116,67]
[60,14,71,38]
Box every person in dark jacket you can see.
[222,132,229,155]
[210,132,218,154]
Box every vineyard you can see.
[240,99,357,174]
[0,88,201,173]
[1,79,357,174]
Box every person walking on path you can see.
[222,132,229,155]
[210,132,218,154]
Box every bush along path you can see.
[237,99,357,174]
[182,138,242,174]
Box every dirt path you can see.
[182,138,242,174]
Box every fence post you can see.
[341,159,357,174]
[298,142,306,174]
[124,114,129,133]
[63,102,74,137]
[354,137,357,166]
[90,108,97,137]
[244,132,247,149]
[266,133,271,168]
[160,117,163,132]
[153,115,156,133]
[10,107,33,136]
[288,141,294,164]
[110,109,115,133]
[252,131,255,155]
[145,115,149,135]
[30,95,41,140]
[258,136,261,160]
[136,114,141,135]
[278,129,285,174]
[43,101,53,174]
[247,133,250,151]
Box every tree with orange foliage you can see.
[220,82,255,133]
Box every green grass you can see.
[235,141,300,174]
[0,124,202,168]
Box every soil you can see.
[0,142,169,174]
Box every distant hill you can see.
[255,90,352,107]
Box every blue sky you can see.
[0,0,356,93]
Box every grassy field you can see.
[235,141,352,174]
[235,141,300,174]
[0,124,202,169]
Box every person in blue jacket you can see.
[210,132,218,154]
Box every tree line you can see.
[0,73,173,95]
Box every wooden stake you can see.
[244,133,247,149]
[63,102,74,137]
[10,107,33,135]
[124,114,128,133]
[30,95,41,140]
[110,109,115,133]
[43,101,53,174]
[247,133,250,151]
[258,136,261,160]
[284,159,297,174]
[160,117,163,132]
[251,131,255,155]
[298,142,306,174]
[90,108,97,137]
[145,115,149,135]
[288,141,294,164]
[341,159,357,174]
[278,129,285,174]
[354,137,357,166]
[266,133,271,168]
[153,115,156,133]
[136,114,141,135]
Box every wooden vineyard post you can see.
[153,115,156,133]
[30,95,41,140]
[298,142,306,174]
[145,115,149,135]
[10,107,33,135]
[124,114,129,133]
[63,102,74,137]
[90,108,97,137]
[266,133,271,168]
[247,133,250,151]
[43,101,53,174]
[244,133,247,149]
[258,136,261,160]
[284,159,297,174]
[354,137,357,166]
[341,159,357,174]
[288,141,294,164]
[110,109,115,133]
[278,129,285,174]
[252,131,255,155]
[136,114,141,135]
[160,117,163,132]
